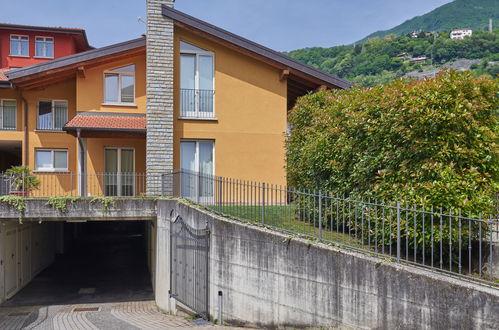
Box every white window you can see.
[0,100,16,130]
[104,148,135,196]
[104,65,135,104]
[180,140,214,200]
[180,41,214,118]
[10,35,29,57]
[37,100,68,130]
[35,149,68,171]
[35,37,54,58]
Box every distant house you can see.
[408,56,428,64]
[396,52,410,59]
[410,30,421,38]
[410,30,432,38]
[450,28,472,40]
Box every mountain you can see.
[286,29,499,87]
[359,0,499,43]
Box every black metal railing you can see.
[165,169,499,287]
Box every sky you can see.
[0,0,453,51]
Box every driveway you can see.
[0,300,217,329]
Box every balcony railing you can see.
[0,172,147,197]
[180,89,215,119]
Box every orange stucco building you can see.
[0,4,350,197]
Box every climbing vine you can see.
[47,196,79,212]
[90,196,116,211]
[0,195,26,213]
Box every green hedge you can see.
[287,71,498,258]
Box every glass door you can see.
[180,54,197,117]
[120,149,134,196]
[105,148,135,196]
[105,149,118,196]
[180,141,214,202]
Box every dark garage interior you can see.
[1,220,153,307]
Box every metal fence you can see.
[0,172,148,197]
[168,170,499,286]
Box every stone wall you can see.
[146,0,175,196]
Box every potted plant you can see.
[5,166,40,197]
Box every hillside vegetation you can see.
[360,0,499,42]
[286,30,499,86]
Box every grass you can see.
[209,203,364,248]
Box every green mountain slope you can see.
[286,29,499,87]
[360,0,499,43]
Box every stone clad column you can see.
[146,0,175,196]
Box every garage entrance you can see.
[1,220,154,307]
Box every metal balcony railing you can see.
[180,89,215,119]
[0,172,148,197]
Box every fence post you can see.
[319,190,323,240]
[218,177,223,208]
[261,182,265,225]
[490,215,493,282]
[397,201,401,263]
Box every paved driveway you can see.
[0,300,217,329]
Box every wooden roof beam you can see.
[280,69,290,81]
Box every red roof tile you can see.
[64,113,146,131]
[0,69,9,82]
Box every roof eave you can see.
[6,37,146,81]
[63,126,146,133]
[162,5,352,89]
[0,81,11,89]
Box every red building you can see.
[0,23,91,70]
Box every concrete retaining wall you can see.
[158,200,499,329]
[0,198,157,221]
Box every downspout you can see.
[77,128,86,196]
[12,83,29,166]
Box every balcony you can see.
[0,172,147,197]
[180,89,215,119]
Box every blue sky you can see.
[0,0,452,51]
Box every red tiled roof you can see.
[0,69,9,82]
[64,113,146,132]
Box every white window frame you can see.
[36,99,68,131]
[104,147,136,197]
[180,139,215,203]
[0,99,17,130]
[10,35,29,57]
[34,149,68,172]
[180,41,215,118]
[34,36,54,59]
[103,64,136,106]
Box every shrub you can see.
[287,70,498,256]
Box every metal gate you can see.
[170,214,210,319]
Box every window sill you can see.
[35,129,66,133]
[178,116,218,121]
[102,102,137,107]
[8,55,29,58]
[0,128,17,131]
[33,170,70,173]
[34,56,54,59]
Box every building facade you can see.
[450,28,473,40]
[0,0,351,197]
